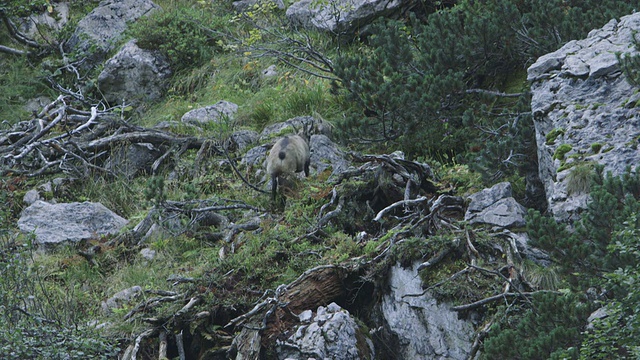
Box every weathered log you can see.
[227,265,350,359]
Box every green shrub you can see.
[566,162,595,195]
[482,292,592,360]
[0,238,119,359]
[546,128,565,145]
[0,58,53,123]
[129,6,222,72]
[553,144,573,160]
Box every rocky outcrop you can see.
[276,302,374,360]
[65,0,160,66]
[379,263,474,359]
[528,12,640,221]
[17,201,128,247]
[98,39,172,105]
[286,0,409,34]
[465,182,527,228]
[229,130,260,152]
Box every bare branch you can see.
[450,290,562,312]
[0,10,41,49]
[373,196,428,222]
[0,44,26,55]
[466,88,523,98]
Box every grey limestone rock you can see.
[18,200,128,248]
[229,130,260,151]
[98,40,172,105]
[309,134,350,178]
[103,142,165,178]
[528,12,640,222]
[380,263,474,359]
[276,302,374,360]
[465,182,527,228]
[181,101,238,125]
[101,285,142,314]
[17,2,69,41]
[65,0,160,65]
[286,0,408,34]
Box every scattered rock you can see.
[104,143,164,179]
[528,12,640,221]
[229,130,260,152]
[140,248,156,260]
[23,189,42,205]
[240,145,269,170]
[98,39,172,105]
[140,223,167,244]
[181,101,239,125]
[276,302,374,360]
[259,116,332,141]
[233,0,285,13]
[101,285,142,314]
[103,142,165,178]
[261,64,278,78]
[586,306,611,331]
[465,182,527,228]
[24,96,52,115]
[18,201,128,247]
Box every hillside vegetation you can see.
[1,0,640,359]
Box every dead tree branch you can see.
[450,290,562,312]
[0,97,208,177]
[466,88,523,98]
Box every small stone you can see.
[140,248,156,260]
[299,309,313,323]
[326,302,342,313]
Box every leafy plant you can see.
[129,5,222,72]
[566,162,596,195]
[0,237,119,359]
[553,144,573,160]
[482,292,592,360]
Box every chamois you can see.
[265,131,310,201]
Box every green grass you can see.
[0,58,54,124]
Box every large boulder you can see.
[65,0,160,66]
[465,182,527,228]
[309,134,350,177]
[528,12,640,222]
[286,0,409,34]
[18,201,128,248]
[379,263,474,359]
[98,39,172,105]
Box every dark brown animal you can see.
[265,134,310,200]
